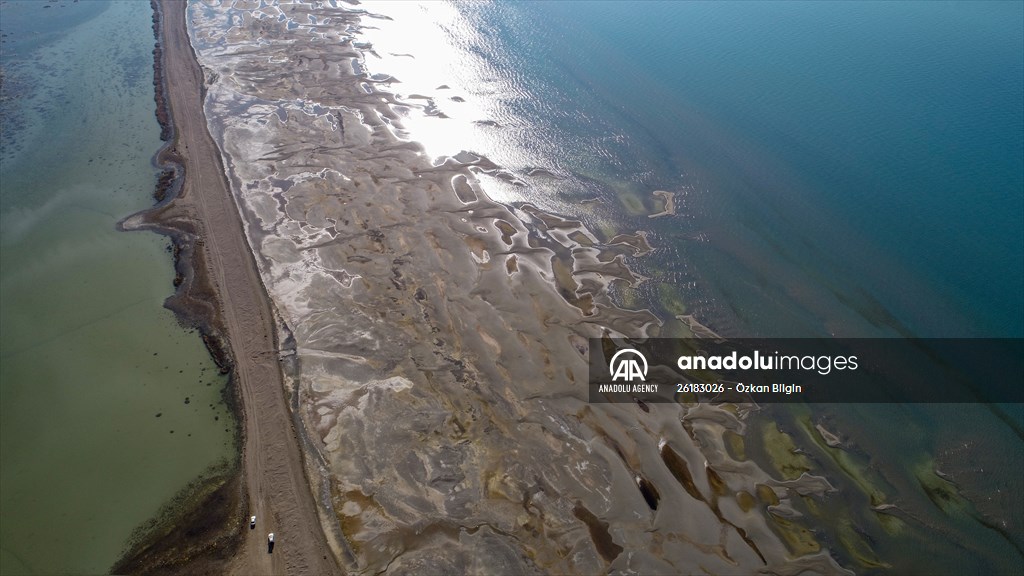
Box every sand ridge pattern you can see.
[182,0,852,574]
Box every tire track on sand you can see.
[158,1,339,573]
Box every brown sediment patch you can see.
[736,490,757,512]
[706,465,729,497]
[494,219,517,245]
[660,443,707,503]
[756,483,781,507]
[573,502,624,563]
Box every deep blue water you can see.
[460,0,1023,338]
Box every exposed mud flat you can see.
[187,1,850,573]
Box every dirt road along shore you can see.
[142,1,340,573]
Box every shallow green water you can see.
[0,2,235,574]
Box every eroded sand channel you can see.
[187,1,850,573]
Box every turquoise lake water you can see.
[0,2,235,573]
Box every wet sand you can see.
[179,1,854,574]
[118,1,338,574]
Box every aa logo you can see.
[609,349,648,382]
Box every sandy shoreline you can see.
[117,1,338,574]
[177,2,856,574]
